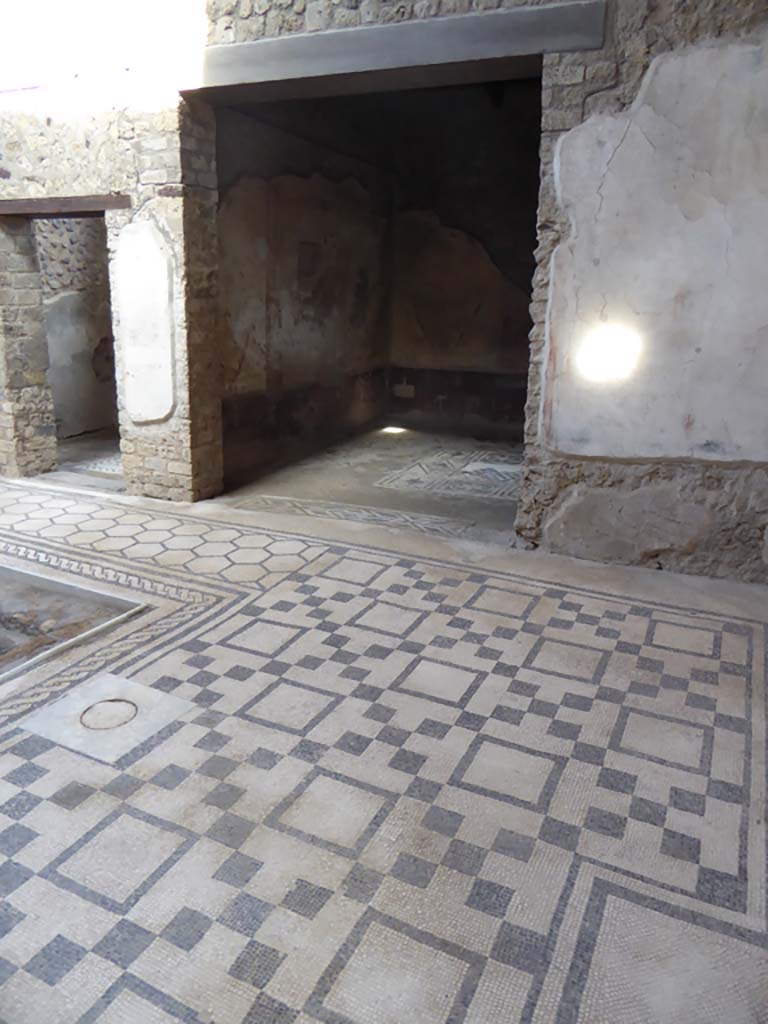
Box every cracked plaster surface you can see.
[542,33,768,463]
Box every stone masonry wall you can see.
[0,99,222,500]
[33,217,118,439]
[0,217,57,476]
[206,0,768,580]
[33,218,109,298]
[519,2,768,583]
[207,0,560,42]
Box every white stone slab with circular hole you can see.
[19,674,194,764]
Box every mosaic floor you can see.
[0,479,765,1023]
[51,433,125,495]
[228,429,523,543]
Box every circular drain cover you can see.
[80,699,138,731]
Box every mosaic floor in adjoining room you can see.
[49,432,125,495]
[0,479,764,1023]
[226,428,523,544]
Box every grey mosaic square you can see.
[0,956,16,986]
[597,768,637,795]
[491,923,548,973]
[150,764,190,790]
[493,828,535,863]
[364,703,396,724]
[93,919,155,968]
[25,934,86,986]
[162,907,213,951]
[230,940,286,988]
[4,763,47,788]
[1,791,42,820]
[661,828,701,864]
[341,863,384,904]
[417,806,462,841]
[198,754,239,780]
[707,779,743,803]
[669,787,706,816]
[442,839,487,877]
[214,852,263,888]
[584,806,627,840]
[465,878,514,918]
[406,777,442,803]
[695,868,747,912]
[219,893,274,937]
[195,730,230,753]
[281,879,333,919]
[391,852,437,889]
[206,812,256,849]
[205,782,245,811]
[290,739,328,764]
[335,731,372,756]
[388,748,427,775]
[249,747,282,770]
[102,773,143,799]
[243,992,298,1024]
[0,900,24,938]
[539,817,580,852]
[416,718,452,739]
[377,725,410,747]
[0,823,37,857]
[51,781,96,809]
[0,860,33,896]
[629,796,667,828]
[9,736,55,760]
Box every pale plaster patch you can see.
[112,220,176,425]
[543,33,768,462]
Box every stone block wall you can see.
[34,218,110,297]
[0,217,57,476]
[33,217,117,439]
[0,99,223,501]
[518,2,768,583]
[205,0,768,581]
[207,0,559,42]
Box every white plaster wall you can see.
[543,34,768,462]
[44,291,117,438]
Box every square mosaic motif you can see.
[0,480,765,1023]
[375,445,523,500]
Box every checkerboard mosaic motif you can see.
[0,480,765,1023]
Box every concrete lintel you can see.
[198,1,606,100]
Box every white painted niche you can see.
[113,219,176,424]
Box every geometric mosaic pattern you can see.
[231,495,474,541]
[59,452,124,477]
[0,479,765,1023]
[375,444,523,500]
